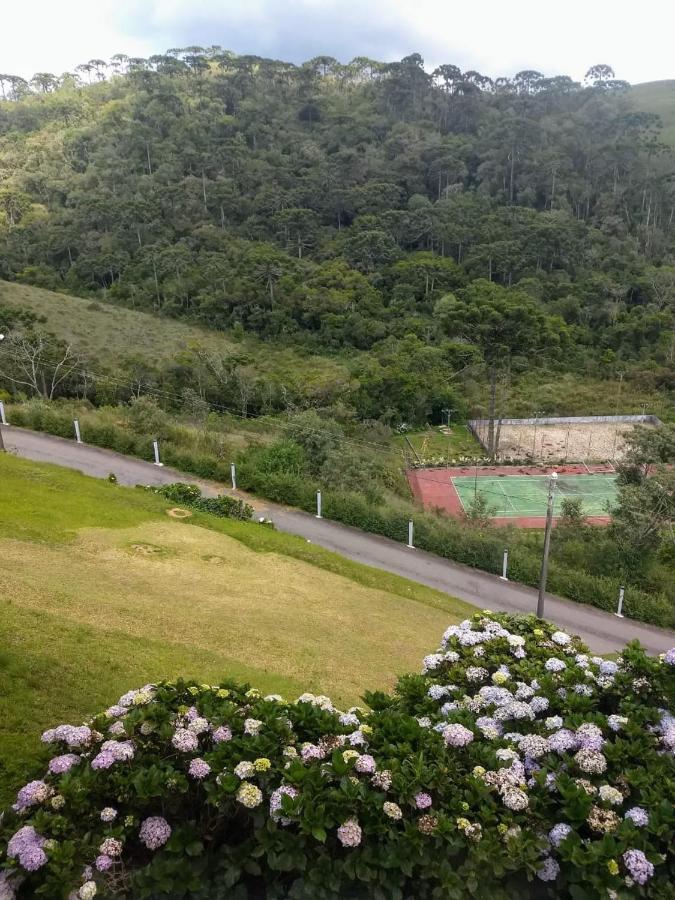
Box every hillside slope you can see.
[0,280,348,390]
[630,80,675,146]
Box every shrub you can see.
[1,614,673,898]
[147,484,254,521]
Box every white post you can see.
[230,462,237,490]
[316,490,322,519]
[0,401,7,426]
[152,439,163,466]
[615,586,625,618]
[407,520,414,549]
[73,419,82,444]
[500,548,509,580]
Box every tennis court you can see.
[451,473,617,518]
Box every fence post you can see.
[499,548,509,581]
[230,462,237,491]
[316,490,322,519]
[407,520,414,549]
[152,439,163,467]
[0,401,7,426]
[614,586,625,618]
[73,419,82,444]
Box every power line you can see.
[0,347,404,459]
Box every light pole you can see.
[536,471,558,618]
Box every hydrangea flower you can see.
[623,849,654,885]
[664,647,675,665]
[339,712,360,727]
[355,754,376,774]
[139,817,171,850]
[427,684,447,700]
[269,785,299,823]
[548,729,576,753]
[171,728,199,753]
[371,770,392,790]
[48,754,80,775]
[443,724,474,747]
[99,838,122,857]
[79,882,97,899]
[7,826,48,871]
[545,716,563,730]
[13,780,51,812]
[574,749,607,774]
[187,717,210,735]
[624,807,649,827]
[598,785,623,806]
[243,718,263,735]
[500,787,529,810]
[237,783,263,808]
[383,802,402,820]
[545,658,566,673]
[212,725,232,743]
[188,758,211,779]
[234,761,255,779]
[549,823,572,847]
[95,854,113,872]
[551,631,571,645]
[423,654,444,672]
[607,715,628,732]
[415,792,432,809]
[100,807,117,823]
[537,857,560,882]
[337,819,362,847]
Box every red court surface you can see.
[407,464,614,529]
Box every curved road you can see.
[2,425,673,656]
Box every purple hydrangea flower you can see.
[91,750,116,770]
[355,754,376,774]
[18,844,48,872]
[549,823,572,847]
[623,849,654,885]
[48,754,81,775]
[548,729,576,753]
[269,784,299,823]
[95,854,113,872]
[624,807,649,827]
[172,728,199,752]
[212,725,232,743]
[443,724,474,747]
[415,792,432,809]
[13,780,50,812]
[664,647,675,665]
[188,758,211,780]
[139,816,171,850]
[537,857,560,882]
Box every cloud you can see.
[2,0,674,83]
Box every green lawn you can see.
[452,474,617,518]
[394,425,484,461]
[0,454,472,806]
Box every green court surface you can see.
[451,474,617,518]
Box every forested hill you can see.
[0,51,674,423]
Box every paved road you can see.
[3,425,674,656]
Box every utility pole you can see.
[536,471,558,618]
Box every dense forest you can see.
[0,49,674,426]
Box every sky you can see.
[2,0,674,85]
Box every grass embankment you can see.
[0,454,471,806]
[0,280,349,391]
[393,425,484,461]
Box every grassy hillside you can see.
[0,454,471,805]
[630,80,675,147]
[0,280,349,390]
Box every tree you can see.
[435,281,569,456]
[0,332,81,399]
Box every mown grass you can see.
[0,454,472,806]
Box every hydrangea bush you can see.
[1,614,673,898]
